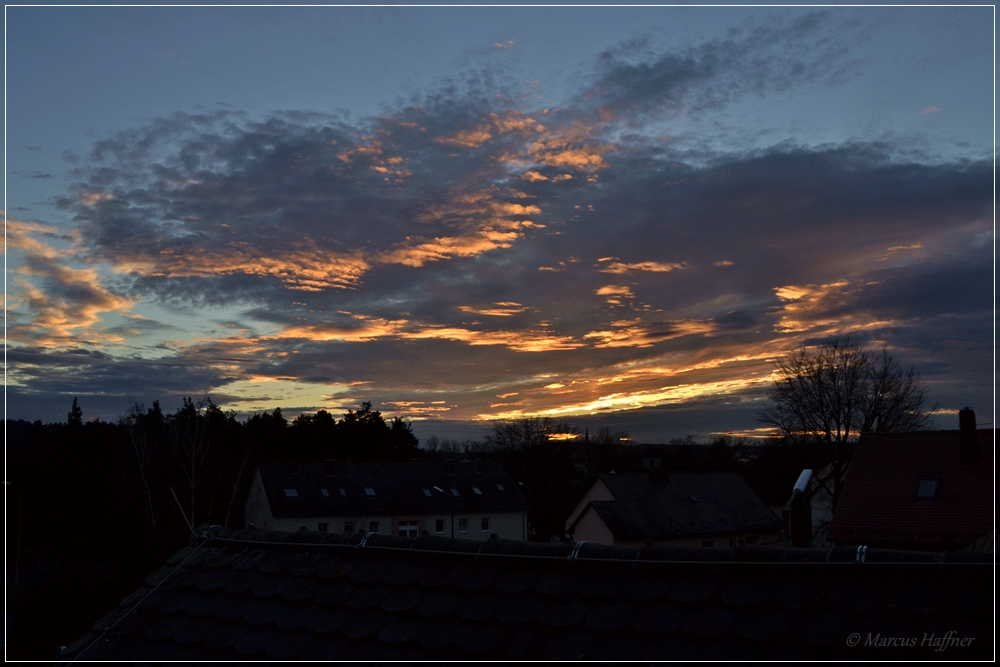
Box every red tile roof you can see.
[828,429,993,547]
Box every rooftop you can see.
[579,471,783,540]
[258,460,529,517]
[62,526,992,661]
[828,429,993,548]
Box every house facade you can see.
[566,470,783,547]
[246,460,529,541]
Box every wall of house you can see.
[564,478,615,533]
[616,531,784,548]
[244,469,275,529]
[568,506,616,545]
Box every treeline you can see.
[6,397,420,658]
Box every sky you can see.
[5,4,995,443]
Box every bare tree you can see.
[118,397,166,538]
[758,338,935,507]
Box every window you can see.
[398,520,418,538]
[472,486,482,495]
[344,521,355,535]
[321,488,329,497]
[701,538,715,548]
[481,517,491,532]
[339,488,347,496]
[364,487,376,496]
[746,536,759,545]
[496,484,505,491]
[435,519,445,533]
[318,522,328,532]
[917,479,939,498]
[458,518,468,533]
[423,488,432,497]
[370,521,380,533]
[451,488,460,496]
[728,537,736,548]
[284,489,298,497]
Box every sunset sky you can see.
[5,5,994,443]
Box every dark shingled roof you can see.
[259,461,528,517]
[828,430,993,548]
[61,526,992,661]
[578,471,784,540]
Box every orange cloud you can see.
[598,259,687,274]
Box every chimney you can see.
[444,459,455,476]
[782,469,813,547]
[960,407,979,464]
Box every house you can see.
[565,470,783,547]
[827,408,992,551]
[60,525,991,661]
[245,460,529,542]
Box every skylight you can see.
[284,489,298,497]
[365,487,376,496]
[422,488,432,497]
[496,484,505,491]
[916,479,939,498]
[472,486,482,495]
[451,488,460,496]
[339,488,346,496]
[321,488,329,497]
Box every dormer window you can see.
[916,479,939,498]
[284,489,298,497]
[364,487,376,496]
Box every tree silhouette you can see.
[758,338,935,507]
[67,397,83,428]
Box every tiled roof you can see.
[582,471,783,540]
[258,461,528,517]
[62,526,991,661]
[828,430,993,547]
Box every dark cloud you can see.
[11,17,991,430]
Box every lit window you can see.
[423,488,432,497]
[284,489,298,497]
[701,538,715,548]
[344,522,355,534]
[339,488,346,496]
[458,518,468,533]
[917,479,939,498]
[365,488,376,496]
[435,519,445,533]
[481,517,491,532]
[321,488,329,497]
[472,486,482,495]
[318,522,328,532]
[370,521,380,533]
[398,520,418,538]
[496,484,505,491]
[451,488,460,496]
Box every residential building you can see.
[827,408,992,551]
[565,470,783,547]
[245,460,529,541]
[61,525,991,661]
